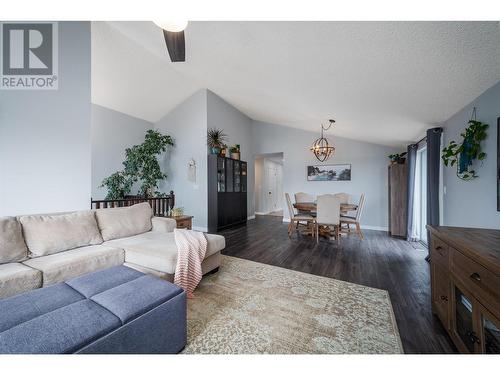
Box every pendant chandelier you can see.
[311,119,335,162]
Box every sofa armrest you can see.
[151,217,177,233]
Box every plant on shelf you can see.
[207,128,227,154]
[442,109,488,181]
[229,145,240,160]
[388,152,407,165]
[101,129,174,199]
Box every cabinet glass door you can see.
[241,162,247,192]
[217,157,225,192]
[226,159,234,192]
[454,286,476,352]
[234,161,241,192]
[481,308,500,353]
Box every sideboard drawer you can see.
[451,249,500,314]
[431,236,449,268]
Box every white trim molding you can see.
[247,215,256,220]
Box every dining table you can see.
[292,201,358,239]
[293,202,358,215]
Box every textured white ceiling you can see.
[91,21,500,146]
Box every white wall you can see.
[442,81,500,229]
[251,121,400,230]
[155,90,208,231]
[207,90,255,217]
[0,22,91,216]
[91,103,153,199]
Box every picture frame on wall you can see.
[307,164,351,181]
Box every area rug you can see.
[183,255,403,354]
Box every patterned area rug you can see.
[184,255,403,354]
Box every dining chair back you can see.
[295,192,314,203]
[356,193,366,221]
[285,193,296,218]
[316,194,340,226]
[333,193,349,204]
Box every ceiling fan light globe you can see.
[153,20,188,32]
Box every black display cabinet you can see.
[208,154,247,232]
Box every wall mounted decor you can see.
[307,164,351,181]
[442,107,488,181]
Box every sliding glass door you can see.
[412,146,428,244]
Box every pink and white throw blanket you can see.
[174,228,207,298]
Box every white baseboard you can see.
[247,215,256,220]
[255,211,269,215]
[361,225,388,232]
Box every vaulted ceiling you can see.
[91,21,500,146]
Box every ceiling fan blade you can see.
[163,30,185,62]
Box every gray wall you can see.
[442,81,500,229]
[0,22,91,216]
[155,90,208,230]
[251,121,400,229]
[207,90,255,217]
[91,104,153,199]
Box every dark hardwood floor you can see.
[219,215,457,354]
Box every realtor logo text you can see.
[0,22,58,90]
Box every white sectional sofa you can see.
[0,202,224,299]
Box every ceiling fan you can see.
[153,21,188,62]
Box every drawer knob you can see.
[440,295,448,302]
[470,272,481,282]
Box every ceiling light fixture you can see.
[153,20,188,33]
[311,119,336,162]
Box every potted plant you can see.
[388,152,407,165]
[101,129,174,199]
[230,145,240,160]
[207,128,227,155]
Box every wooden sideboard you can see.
[428,225,500,353]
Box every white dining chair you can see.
[285,193,315,237]
[315,194,341,244]
[294,192,314,203]
[340,193,365,240]
[294,192,315,215]
[333,193,349,204]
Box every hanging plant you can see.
[441,107,488,181]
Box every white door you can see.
[264,161,283,213]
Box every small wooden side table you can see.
[167,215,193,230]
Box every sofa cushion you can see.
[66,265,144,298]
[19,211,103,257]
[0,263,42,300]
[0,283,84,332]
[95,202,153,241]
[105,231,225,274]
[0,217,28,264]
[0,299,121,354]
[23,245,124,286]
[91,275,183,324]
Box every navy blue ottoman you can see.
[0,266,186,354]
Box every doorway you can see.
[255,153,284,216]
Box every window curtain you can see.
[426,127,443,254]
[406,143,418,241]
